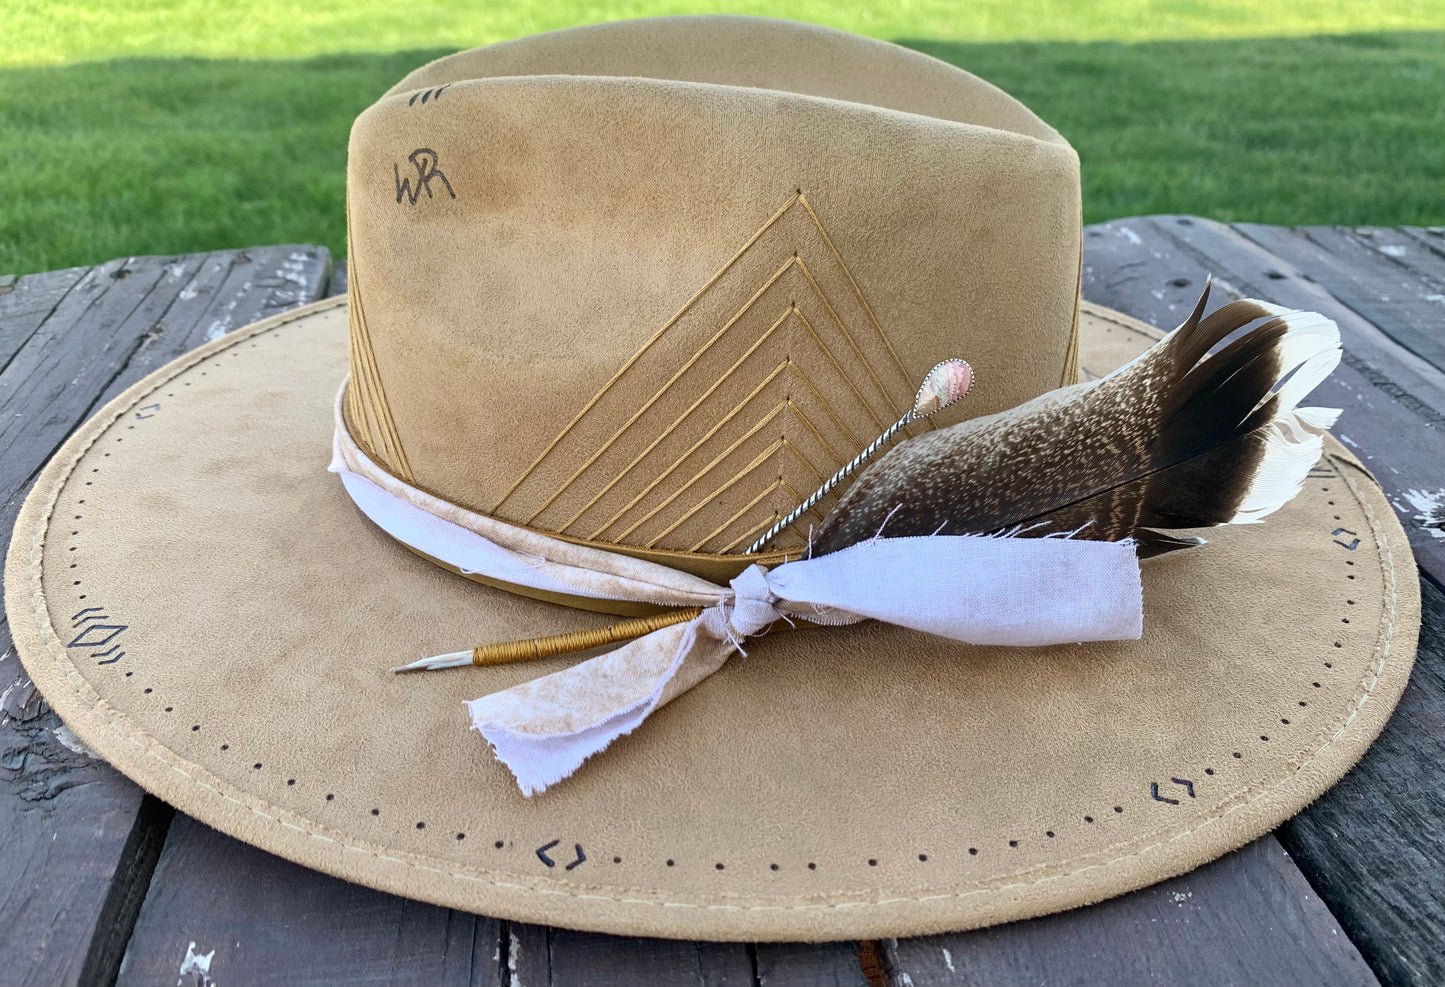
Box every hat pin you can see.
[392,358,973,673]
[743,358,973,555]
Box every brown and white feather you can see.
[810,286,1342,558]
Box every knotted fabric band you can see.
[331,386,1144,795]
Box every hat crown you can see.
[343,16,1082,566]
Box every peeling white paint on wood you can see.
[52,724,97,758]
[178,941,216,986]
[508,928,523,987]
[1403,488,1445,539]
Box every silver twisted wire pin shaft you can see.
[744,357,973,556]
[745,411,916,556]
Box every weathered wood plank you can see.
[0,247,330,516]
[1329,228,1445,291]
[1082,216,1445,585]
[1276,576,1445,987]
[90,245,331,411]
[1233,224,1445,375]
[505,922,755,986]
[1391,227,1445,278]
[0,247,332,987]
[0,658,169,987]
[883,837,1378,987]
[116,814,497,987]
[1083,217,1445,415]
[756,941,869,986]
[0,253,194,987]
[0,266,91,373]
[329,256,349,299]
[0,256,182,500]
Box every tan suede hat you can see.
[3,16,1419,942]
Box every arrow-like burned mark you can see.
[1332,528,1360,550]
[71,607,102,623]
[536,839,586,870]
[91,643,125,665]
[1151,778,1196,804]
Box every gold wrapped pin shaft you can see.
[391,607,703,673]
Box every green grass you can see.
[9,0,1445,63]
[1,3,1442,275]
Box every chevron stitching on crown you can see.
[344,206,414,483]
[493,191,921,554]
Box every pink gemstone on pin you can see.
[913,359,973,417]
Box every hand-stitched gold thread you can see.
[523,256,799,526]
[558,307,796,534]
[491,192,804,514]
[495,192,920,552]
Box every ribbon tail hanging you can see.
[464,614,734,796]
[463,539,1143,796]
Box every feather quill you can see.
[810,285,1342,558]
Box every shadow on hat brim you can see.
[3,298,1418,941]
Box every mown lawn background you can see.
[2,1,1442,275]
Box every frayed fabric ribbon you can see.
[331,388,1144,795]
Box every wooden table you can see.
[2,220,1442,987]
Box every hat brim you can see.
[4,298,1418,941]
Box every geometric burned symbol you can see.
[90,644,125,665]
[406,84,451,106]
[1332,528,1360,550]
[535,839,586,870]
[67,624,127,649]
[67,607,128,664]
[1150,778,1196,805]
[135,403,160,420]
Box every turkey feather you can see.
[810,284,1341,558]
